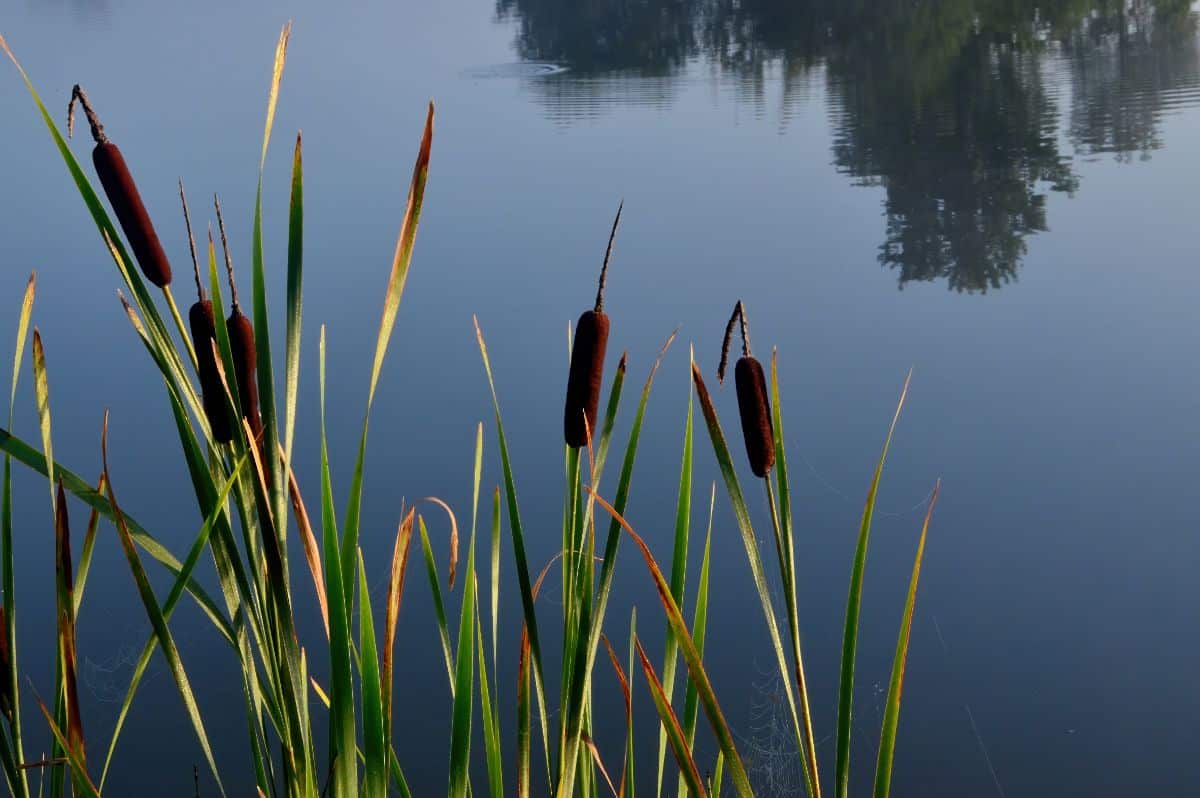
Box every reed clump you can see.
[0,25,942,798]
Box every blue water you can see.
[1,0,1198,794]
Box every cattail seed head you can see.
[226,308,261,440]
[70,86,172,288]
[563,202,623,448]
[189,299,232,442]
[564,309,610,448]
[734,355,774,477]
[718,300,774,477]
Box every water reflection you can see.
[498,0,1200,291]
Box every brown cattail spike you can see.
[565,204,622,448]
[227,307,261,439]
[69,85,172,288]
[190,300,232,443]
[564,309,610,448]
[214,196,261,439]
[181,184,230,441]
[719,301,774,477]
[735,355,774,477]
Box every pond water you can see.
[2,0,1198,795]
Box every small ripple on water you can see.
[460,62,568,79]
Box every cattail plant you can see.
[179,182,232,443]
[718,300,774,478]
[68,85,172,288]
[214,194,261,443]
[563,202,622,448]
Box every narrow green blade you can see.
[835,371,911,798]
[590,491,754,798]
[635,638,707,798]
[100,421,225,797]
[448,554,477,798]
[657,362,693,796]
[320,327,357,797]
[358,551,387,798]
[872,482,939,798]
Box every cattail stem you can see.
[66,84,106,143]
[213,194,240,310]
[593,200,623,313]
[164,286,199,372]
[179,179,204,302]
[764,476,823,797]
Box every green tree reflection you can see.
[497,0,1199,291]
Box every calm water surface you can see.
[2,0,1198,794]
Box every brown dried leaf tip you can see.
[719,301,774,478]
[564,202,622,448]
[69,85,172,288]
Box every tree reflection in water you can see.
[497,0,1199,292]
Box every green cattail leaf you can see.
[319,326,357,797]
[54,481,85,788]
[31,690,98,798]
[489,485,501,687]
[448,548,477,798]
[357,550,387,798]
[283,132,304,471]
[389,750,415,798]
[475,596,503,798]
[367,103,434,406]
[473,317,553,784]
[383,508,416,749]
[873,481,939,798]
[690,360,806,768]
[559,334,674,797]
[71,473,105,615]
[590,491,754,798]
[97,451,250,792]
[627,609,637,798]
[657,362,694,797]
[678,484,716,798]
[0,427,233,643]
[100,420,226,797]
[419,515,454,686]
[259,23,291,172]
[765,352,820,797]
[9,273,35,423]
[635,638,707,798]
[31,330,54,514]
[117,288,253,648]
[600,631,633,798]
[342,103,435,616]
[835,370,911,798]
[2,272,35,798]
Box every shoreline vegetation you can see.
[0,24,938,798]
